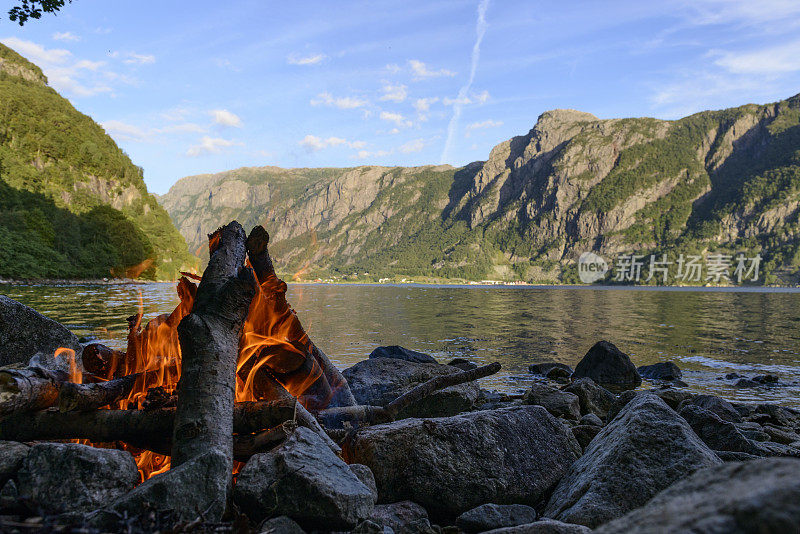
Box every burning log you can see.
[242,226,356,409]
[0,400,314,460]
[0,366,67,417]
[57,373,141,412]
[168,221,256,518]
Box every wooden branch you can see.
[57,373,140,412]
[317,362,502,425]
[233,420,297,459]
[385,362,501,418]
[0,367,67,417]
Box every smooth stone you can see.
[523,382,581,420]
[637,361,682,380]
[579,413,603,427]
[369,346,437,364]
[368,501,431,534]
[572,341,641,392]
[563,377,616,419]
[528,362,573,377]
[350,463,379,504]
[482,519,592,533]
[678,395,743,423]
[0,441,29,488]
[571,425,601,451]
[258,516,307,534]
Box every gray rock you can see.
[0,441,29,487]
[678,404,760,454]
[528,362,573,376]
[523,382,581,420]
[17,443,137,515]
[544,394,722,528]
[579,413,603,426]
[571,425,601,451]
[97,450,230,524]
[369,501,431,534]
[346,406,581,519]
[604,389,641,422]
[564,377,616,419]
[651,387,693,410]
[343,358,479,418]
[545,367,572,381]
[351,463,379,504]
[748,404,800,431]
[715,450,762,462]
[595,458,800,533]
[369,346,437,364]
[637,361,682,380]
[235,427,374,529]
[1,479,20,512]
[456,503,537,533]
[764,424,800,445]
[678,394,742,423]
[572,341,641,392]
[259,515,306,534]
[483,519,592,533]
[0,296,82,368]
[448,358,478,371]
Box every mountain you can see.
[159,94,800,285]
[0,43,195,280]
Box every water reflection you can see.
[3,283,799,406]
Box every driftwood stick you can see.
[0,367,68,417]
[316,362,502,425]
[57,373,141,412]
[385,362,502,418]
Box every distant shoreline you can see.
[2,277,799,293]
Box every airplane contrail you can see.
[440,0,489,164]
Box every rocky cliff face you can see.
[160,94,800,283]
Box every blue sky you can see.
[2,0,800,194]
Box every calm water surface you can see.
[3,283,800,406]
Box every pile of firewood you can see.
[0,221,500,522]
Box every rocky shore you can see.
[1,296,800,533]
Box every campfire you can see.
[0,221,500,522]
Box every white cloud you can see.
[101,120,148,142]
[159,123,207,134]
[380,111,412,128]
[310,92,368,109]
[713,40,800,74]
[408,59,456,79]
[465,119,503,137]
[413,97,439,112]
[211,109,243,127]
[443,90,490,107]
[385,63,402,74]
[299,135,365,152]
[0,37,116,97]
[124,53,155,65]
[379,82,408,103]
[399,138,426,153]
[52,32,80,42]
[287,53,326,65]
[352,149,392,160]
[186,136,240,157]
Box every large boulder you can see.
[543,394,721,528]
[0,441,29,488]
[637,361,682,381]
[369,346,437,364]
[344,406,580,519]
[17,443,137,515]
[342,358,479,418]
[595,458,800,533]
[456,503,538,533]
[234,427,374,530]
[0,296,82,368]
[522,382,580,420]
[563,378,616,419]
[258,516,306,534]
[572,341,641,392]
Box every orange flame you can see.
[62,262,325,482]
[55,347,82,384]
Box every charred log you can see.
[0,367,67,417]
[57,373,141,412]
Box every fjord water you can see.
[3,283,800,406]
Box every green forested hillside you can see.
[0,43,195,280]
